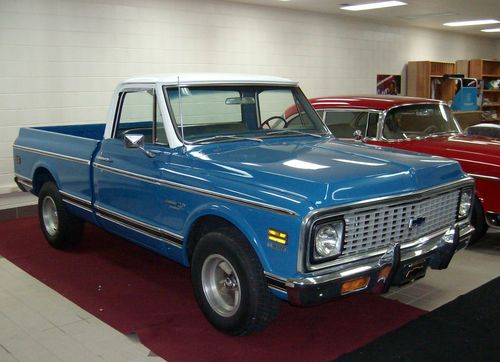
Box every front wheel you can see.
[191,228,280,335]
[38,182,84,249]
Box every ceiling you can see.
[227,0,500,38]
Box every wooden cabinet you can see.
[468,59,500,122]
[407,61,456,102]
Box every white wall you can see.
[0,0,497,193]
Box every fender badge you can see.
[267,242,287,252]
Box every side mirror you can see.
[124,134,145,149]
[353,129,363,141]
[123,134,156,158]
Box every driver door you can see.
[93,85,182,252]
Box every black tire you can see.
[468,196,488,246]
[38,181,84,249]
[191,228,281,335]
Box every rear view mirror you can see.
[225,97,256,105]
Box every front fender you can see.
[183,202,273,272]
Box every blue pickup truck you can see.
[13,74,474,335]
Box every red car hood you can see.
[370,135,500,178]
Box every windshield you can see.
[165,85,328,143]
[383,104,461,140]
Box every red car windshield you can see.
[383,104,461,140]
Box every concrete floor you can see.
[0,192,499,361]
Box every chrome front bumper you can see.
[277,222,474,306]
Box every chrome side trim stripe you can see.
[93,163,298,217]
[59,190,184,247]
[468,173,500,182]
[94,205,183,248]
[14,174,33,191]
[60,191,93,213]
[63,199,93,213]
[97,213,183,248]
[268,285,288,294]
[13,145,90,165]
[14,174,32,183]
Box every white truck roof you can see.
[122,73,297,86]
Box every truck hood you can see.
[187,137,465,210]
[377,135,500,178]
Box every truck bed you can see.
[35,123,106,140]
[13,124,106,218]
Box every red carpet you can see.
[0,217,425,361]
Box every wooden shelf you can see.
[465,59,500,113]
[407,61,456,101]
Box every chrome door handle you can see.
[96,155,112,162]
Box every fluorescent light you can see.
[481,28,500,32]
[443,19,500,27]
[340,1,407,11]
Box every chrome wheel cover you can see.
[42,196,59,236]
[201,254,241,317]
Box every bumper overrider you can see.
[485,212,500,229]
[267,222,473,306]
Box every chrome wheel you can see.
[42,196,59,236]
[201,254,241,317]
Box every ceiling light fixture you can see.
[481,28,500,32]
[443,19,500,27]
[399,12,457,20]
[340,1,407,11]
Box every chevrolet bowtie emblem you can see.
[408,216,426,230]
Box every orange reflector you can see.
[341,276,370,295]
[378,265,392,281]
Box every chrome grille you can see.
[341,190,460,257]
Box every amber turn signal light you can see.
[341,276,370,295]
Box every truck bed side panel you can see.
[13,127,101,216]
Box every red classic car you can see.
[306,96,500,243]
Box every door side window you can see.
[115,89,167,145]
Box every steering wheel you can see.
[260,116,287,129]
[422,125,438,135]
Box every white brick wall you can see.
[0,0,497,193]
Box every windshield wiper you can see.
[423,131,460,138]
[432,131,459,135]
[265,130,323,138]
[190,135,263,145]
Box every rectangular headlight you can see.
[311,219,344,263]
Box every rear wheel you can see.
[468,196,487,246]
[191,228,280,335]
[38,182,84,249]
